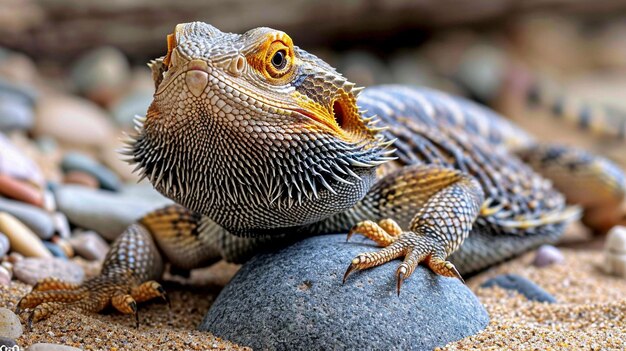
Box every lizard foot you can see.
[344,218,464,295]
[17,275,168,329]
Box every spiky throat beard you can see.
[123,85,392,237]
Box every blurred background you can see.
[2,0,626,176]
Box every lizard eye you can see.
[272,50,286,69]
[265,41,293,79]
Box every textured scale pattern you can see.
[19,22,626,325]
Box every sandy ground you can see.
[2,238,625,350]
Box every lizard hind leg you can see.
[344,165,484,294]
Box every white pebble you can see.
[0,308,22,339]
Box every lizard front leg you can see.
[343,165,484,294]
[18,205,224,327]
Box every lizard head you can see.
[125,22,394,235]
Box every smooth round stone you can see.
[61,152,121,191]
[0,174,43,207]
[52,212,71,239]
[0,133,44,188]
[0,308,22,339]
[606,226,626,255]
[0,266,11,286]
[63,171,99,188]
[69,231,109,261]
[71,46,130,106]
[0,95,33,132]
[52,237,74,258]
[0,233,8,258]
[481,274,556,303]
[33,95,115,148]
[56,185,172,240]
[14,257,84,285]
[200,235,489,350]
[0,212,52,258]
[111,90,153,128]
[0,337,17,348]
[532,245,564,268]
[43,241,67,259]
[0,198,55,239]
[455,43,506,101]
[604,226,626,278]
[27,343,83,351]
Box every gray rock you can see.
[0,337,17,348]
[532,245,564,267]
[0,308,22,339]
[481,274,556,303]
[0,197,55,239]
[0,233,8,258]
[200,234,489,350]
[13,257,84,285]
[55,185,172,240]
[61,152,121,191]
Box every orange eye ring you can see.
[265,41,293,79]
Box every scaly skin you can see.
[20,22,626,325]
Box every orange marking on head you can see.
[163,33,177,67]
[246,32,296,84]
[291,91,366,144]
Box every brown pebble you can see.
[63,171,99,188]
[0,175,43,207]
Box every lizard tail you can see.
[486,205,582,232]
[526,81,626,141]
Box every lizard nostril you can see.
[229,54,246,76]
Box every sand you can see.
[2,243,625,350]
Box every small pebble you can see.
[605,226,626,254]
[51,212,71,239]
[71,46,130,107]
[27,343,83,351]
[0,337,17,348]
[0,233,8,258]
[0,78,36,133]
[0,308,22,339]
[42,189,56,212]
[0,266,11,286]
[532,245,564,267]
[604,226,626,277]
[63,171,99,188]
[69,231,109,261]
[52,237,74,258]
[33,95,115,149]
[0,133,44,187]
[13,257,84,285]
[0,212,52,258]
[481,274,556,303]
[0,197,56,239]
[61,152,121,191]
[0,174,43,207]
[7,253,23,264]
[43,241,67,259]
